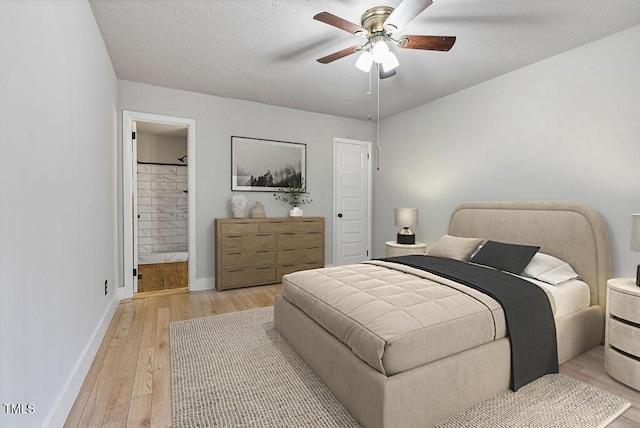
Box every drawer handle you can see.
[256,267,271,270]
[226,269,242,273]
[256,250,271,254]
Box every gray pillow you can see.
[427,235,484,261]
[470,240,540,274]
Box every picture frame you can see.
[231,136,307,192]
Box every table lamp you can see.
[395,208,418,245]
[631,214,640,286]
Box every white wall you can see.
[373,25,640,278]
[0,1,118,427]
[137,132,187,164]
[119,81,373,288]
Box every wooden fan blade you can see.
[379,66,397,79]
[398,35,456,51]
[317,45,360,64]
[384,0,433,32]
[314,12,366,35]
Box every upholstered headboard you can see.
[448,201,612,310]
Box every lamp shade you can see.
[355,51,373,72]
[372,39,389,63]
[381,51,399,72]
[395,208,419,228]
[631,214,640,252]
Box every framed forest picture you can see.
[231,136,306,192]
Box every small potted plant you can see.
[273,177,312,217]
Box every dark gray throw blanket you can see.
[380,255,558,391]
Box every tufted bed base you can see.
[275,295,602,428]
[274,201,611,427]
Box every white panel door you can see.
[334,138,371,266]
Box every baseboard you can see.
[191,269,334,292]
[116,285,133,300]
[42,296,119,427]
[193,276,215,291]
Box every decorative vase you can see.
[289,207,303,217]
[251,201,266,218]
[230,194,247,218]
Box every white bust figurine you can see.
[230,194,247,218]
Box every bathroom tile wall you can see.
[137,164,188,257]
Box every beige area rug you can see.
[434,373,630,428]
[170,307,630,428]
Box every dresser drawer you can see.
[220,221,258,235]
[220,250,276,269]
[608,317,640,356]
[259,221,293,233]
[605,347,640,391]
[278,262,323,278]
[609,288,640,325]
[220,266,277,289]
[221,234,276,252]
[278,247,323,264]
[278,232,322,249]
[293,220,324,232]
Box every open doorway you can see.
[122,111,196,299]
[135,121,189,293]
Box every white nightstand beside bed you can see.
[384,241,426,257]
[605,277,640,391]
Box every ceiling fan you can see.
[314,0,456,79]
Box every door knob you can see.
[337,213,343,218]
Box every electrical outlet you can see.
[104,280,108,296]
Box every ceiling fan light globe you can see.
[371,40,389,63]
[355,51,373,72]
[381,51,399,72]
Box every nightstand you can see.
[385,241,427,257]
[605,278,640,391]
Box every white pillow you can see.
[522,253,580,285]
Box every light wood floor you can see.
[66,285,640,427]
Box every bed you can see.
[274,201,611,428]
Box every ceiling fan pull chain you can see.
[367,66,373,121]
[376,63,381,171]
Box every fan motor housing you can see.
[361,6,394,33]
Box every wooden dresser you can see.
[215,217,325,291]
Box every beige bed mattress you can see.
[282,260,513,376]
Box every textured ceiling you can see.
[89,0,640,120]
